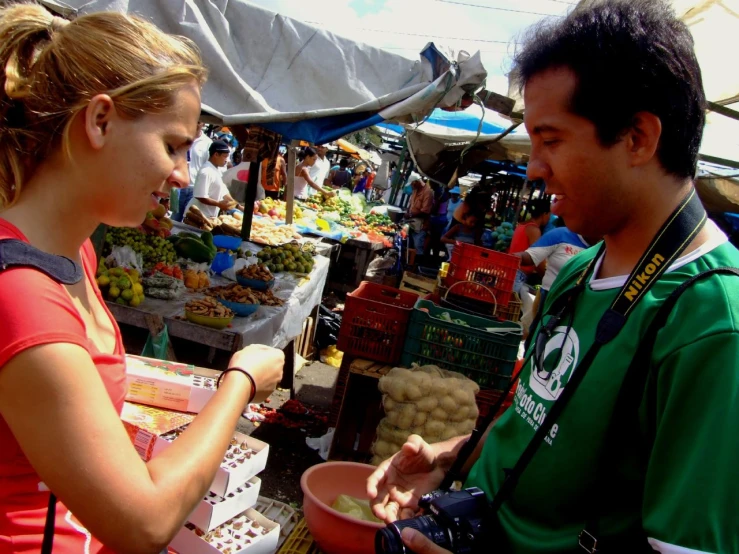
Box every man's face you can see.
[412,179,423,191]
[211,151,230,167]
[316,146,328,158]
[524,68,632,237]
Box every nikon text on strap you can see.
[441,188,706,507]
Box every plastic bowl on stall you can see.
[236,275,275,291]
[216,298,260,317]
[184,310,234,329]
[301,462,384,554]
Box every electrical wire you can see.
[432,0,564,17]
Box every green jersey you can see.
[466,229,739,553]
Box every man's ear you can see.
[84,94,116,150]
[625,111,661,168]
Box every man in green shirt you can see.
[367,1,739,553]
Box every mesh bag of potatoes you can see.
[370,365,480,465]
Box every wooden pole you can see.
[240,160,260,242]
[285,140,298,223]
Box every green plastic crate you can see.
[401,299,522,390]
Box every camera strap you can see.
[441,188,706,501]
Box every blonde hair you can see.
[0,3,208,208]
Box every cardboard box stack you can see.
[123,356,278,554]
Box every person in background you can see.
[441,212,480,257]
[329,157,353,189]
[294,147,335,200]
[446,186,463,229]
[172,120,211,221]
[0,5,284,552]
[364,167,376,200]
[428,183,451,262]
[308,144,331,193]
[516,223,599,347]
[185,140,243,218]
[406,174,434,257]
[260,152,286,200]
[352,166,369,194]
[509,198,551,293]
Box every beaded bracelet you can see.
[217,367,257,404]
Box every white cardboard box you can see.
[170,508,280,554]
[188,477,261,532]
[121,403,269,496]
[125,355,218,413]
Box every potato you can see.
[425,420,445,438]
[388,442,402,455]
[416,396,438,413]
[390,367,412,380]
[410,426,425,436]
[397,412,414,430]
[385,410,400,427]
[378,376,391,394]
[468,404,479,420]
[384,397,396,413]
[452,387,473,406]
[387,379,406,403]
[431,379,449,397]
[440,395,457,414]
[400,402,416,417]
[449,406,469,423]
[441,427,459,441]
[405,384,422,401]
[373,439,391,457]
[415,371,432,395]
[413,411,428,427]
[459,420,476,434]
[430,407,448,422]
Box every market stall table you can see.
[107,254,330,394]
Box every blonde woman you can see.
[0,4,283,552]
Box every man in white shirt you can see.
[307,144,331,197]
[172,122,212,221]
[185,141,242,219]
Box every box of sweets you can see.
[121,403,269,497]
[170,508,280,554]
[188,477,261,532]
[125,355,218,413]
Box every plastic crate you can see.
[436,287,522,323]
[496,292,522,322]
[401,299,522,390]
[337,281,418,364]
[444,243,520,307]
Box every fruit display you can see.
[255,244,315,274]
[169,231,217,263]
[185,296,234,318]
[491,221,514,252]
[141,204,174,237]
[184,205,216,231]
[151,262,183,280]
[96,264,145,307]
[249,219,302,246]
[105,227,177,269]
[250,288,285,307]
[184,269,210,290]
[254,197,302,220]
[205,283,260,304]
[339,213,395,234]
[371,365,480,464]
[236,263,273,282]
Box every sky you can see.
[244,0,577,95]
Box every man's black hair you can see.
[512,0,706,179]
[339,158,349,169]
[208,140,230,158]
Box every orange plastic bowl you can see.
[301,462,385,554]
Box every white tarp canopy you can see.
[40,0,487,143]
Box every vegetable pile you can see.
[371,365,479,465]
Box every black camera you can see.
[375,487,491,554]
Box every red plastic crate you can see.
[337,281,418,364]
[444,242,520,307]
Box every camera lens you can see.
[375,515,451,554]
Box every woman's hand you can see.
[322,190,336,199]
[227,344,284,403]
[366,435,447,523]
